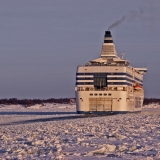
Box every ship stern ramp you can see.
[76,90,135,114]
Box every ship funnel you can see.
[105,31,112,37]
[100,31,117,57]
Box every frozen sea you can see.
[0,103,160,160]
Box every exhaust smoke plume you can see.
[108,16,126,30]
[107,9,144,30]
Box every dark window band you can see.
[76,82,94,85]
[104,40,113,43]
[76,82,132,86]
[76,72,143,82]
[107,82,132,86]
[76,77,93,80]
[135,77,143,82]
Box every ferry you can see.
[75,31,147,114]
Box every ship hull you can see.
[76,90,143,114]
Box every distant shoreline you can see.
[0,98,159,106]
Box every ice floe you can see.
[0,103,160,159]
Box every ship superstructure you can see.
[75,31,147,114]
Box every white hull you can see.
[76,89,143,114]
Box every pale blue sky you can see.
[0,0,159,98]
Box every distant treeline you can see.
[0,98,74,107]
[143,98,160,105]
[0,98,159,106]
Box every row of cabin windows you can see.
[90,93,112,96]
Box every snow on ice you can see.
[0,103,160,159]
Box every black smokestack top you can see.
[104,31,113,43]
[104,31,112,37]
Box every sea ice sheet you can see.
[0,103,160,159]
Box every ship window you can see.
[94,93,97,96]
[108,87,112,90]
[90,93,93,96]
[94,73,107,89]
[104,93,107,96]
[84,82,92,85]
[99,93,102,96]
[108,93,112,96]
[123,87,127,91]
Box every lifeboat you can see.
[134,83,143,90]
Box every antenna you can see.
[120,51,125,59]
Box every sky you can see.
[0,0,159,99]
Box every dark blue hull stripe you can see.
[107,82,132,85]
[76,77,141,83]
[135,77,143,82]
[76,79,143,86]
[76,82,94,85]
[76,82,134,86]
[77,72,133,76]
[76,72,143,83]
[76,77,94,80]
